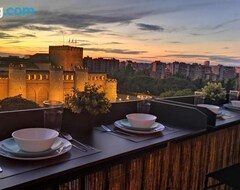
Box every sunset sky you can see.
[0,0,239,66]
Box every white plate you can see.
[224,103,240,111]
[0,137,72,160]
[0,137,64,157]
[114,121,165,135]
[119,119,159,131]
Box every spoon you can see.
[101,125,111,132]
[61,132,89,151]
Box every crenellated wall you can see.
[0,45,117,103]
[88,73,107,87]
[0,67,117,104]
[49,67,64,102]
[74,66,88,91]
[8,64,27,98]
[63,72,74,97]
[0,78,8,99]
[27,81,49,105]
[105,79,117,102]
[49,46,83,70]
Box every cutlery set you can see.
[60,132,94,152]
[0,135,92,161]
[101,125,137,137]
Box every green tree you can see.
[159,89,193,97]
[223,78,237,93]
[193,78,207,90]
[0,95,40,111]
[110,67,198,96]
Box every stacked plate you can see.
[114,119,165,135]
[0,137,72,160]
[224,103,240,111]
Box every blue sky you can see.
[0,0,239,65]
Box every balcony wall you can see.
[0,100,239,190]
[58,124,239,190]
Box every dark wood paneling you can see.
[61,125,239,190]
[0,101,239,190]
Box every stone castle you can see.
[0,46,117,104]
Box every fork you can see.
[101,125,137,137]
[101,125,111,132]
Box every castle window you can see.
[71,75,74,80]
[66,75,69,80]
[33,74,37,80]
[39,74,43,80]
[27,74,31,80]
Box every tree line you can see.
[109,64,237,97]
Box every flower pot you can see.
[62,109,96,139]
[204,99,226,106]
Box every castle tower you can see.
[8,64,27,98]
[105,79,117,102]
[74,66,88,91]
[49,66,64,101]
[49,45,83,71]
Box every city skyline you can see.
[0,0,240,66]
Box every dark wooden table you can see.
[0,102,240,190]
[0,126,193,190]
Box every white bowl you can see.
[126,113,157,128]
[197,104,220,114]
[231,100,240,108]
[12,128,59,152]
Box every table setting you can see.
[0,127,101,179]
[223,100,240,111]
[0,100,101,165]
[0,136,71,161]
[196,103,235,120]
[98,113,180,142]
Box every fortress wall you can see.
[63,81,75,98]
[88,74,106,88]
[0,78,8,99]
[88,80,105,89]
[1,60,117,104]
[27,81,49,105]
[49,46,83,70]
[105,79,117,102]
[88,73,117,102]
[49,69,64,101]
[75,70,88,91]
[9,66,27,98]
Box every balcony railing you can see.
[0,100,239,190]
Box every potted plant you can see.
[202,82,227,105]
[63,84,111,136]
